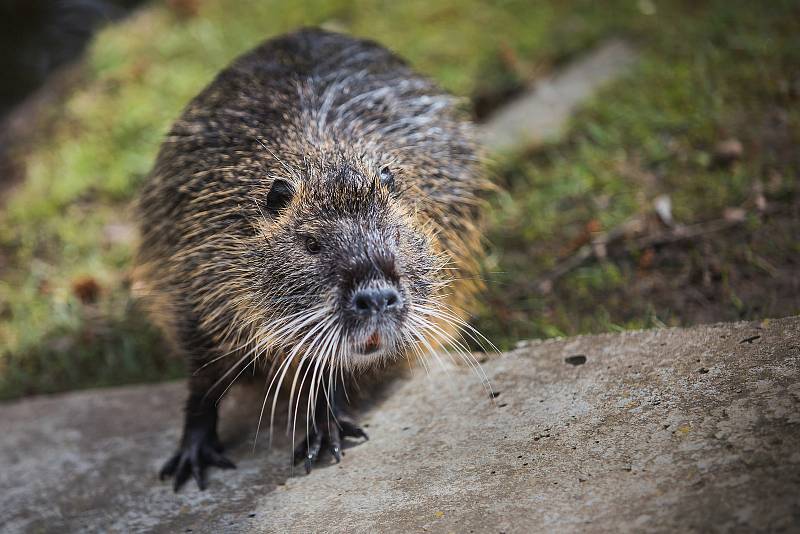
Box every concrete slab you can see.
[1,316,798,533]
[480,39,638,152]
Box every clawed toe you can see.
[294,417,368,474]
[340,420,369,441]
[160,440,236,491]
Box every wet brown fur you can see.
[134,30,490,483]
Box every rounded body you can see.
[135,28,489,489]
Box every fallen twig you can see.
[534,204,782,294]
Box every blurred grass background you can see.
[0,0,798,399]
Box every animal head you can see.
[251,157,448,371]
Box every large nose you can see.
[351,286,402,316]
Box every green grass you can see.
[1,0,798,398]
[476,0,800,346]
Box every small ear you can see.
[380,166,395,191]
[265,179,294,215]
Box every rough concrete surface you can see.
[1,316,799,533]
[480,39,638,152]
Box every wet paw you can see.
[159,431,236,491]
[294,417,369,474]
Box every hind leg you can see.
[294,384,369,474]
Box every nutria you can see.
[134,28,490,491]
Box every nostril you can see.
[384,289,400,309]
[354,293,373,312]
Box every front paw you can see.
[159,430,236,491]
[294,416,369,474]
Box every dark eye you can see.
[304,236,321,254]
[380,166,395,190]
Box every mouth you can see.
[357,330,383,355]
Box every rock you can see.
[1,316,798,533]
